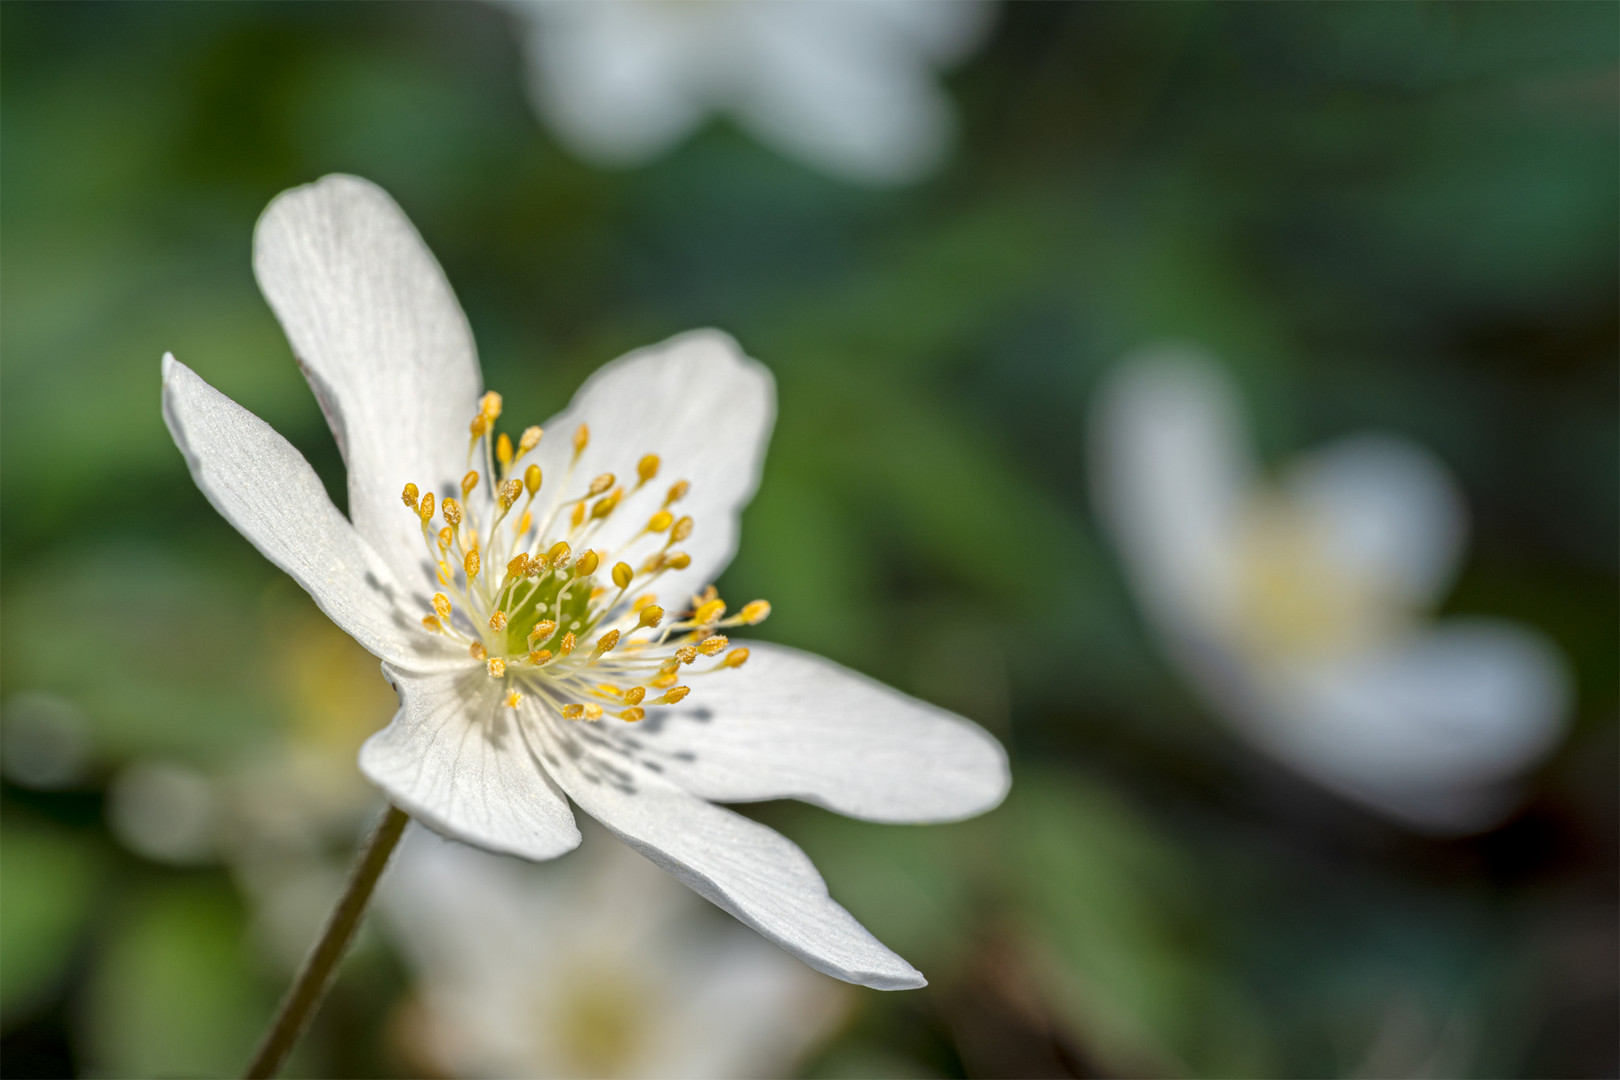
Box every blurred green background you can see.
[2,2,1615,1077]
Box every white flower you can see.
[504,0,994,186]
[1092,346,1570,833]
[161,174,1008,988]
[383,823,848,1079]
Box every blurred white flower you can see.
[1092,346,1571,833]
[505,0,994,185]
[162,174,1008,989]
[384,824,848,1079]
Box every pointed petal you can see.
[610,642,1008,823]
[529,329,774,598]
[1091,346,1253,632]
[253,175,483,592]
[536,714,923,989]
[361,665,581,862]
[162,354,456,671]
[1283,434,1467,609]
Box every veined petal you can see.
[534,710,923,990]
[161,354,456,672]
[530,329,774,598]
[361,664,581,862]
[1256,618,1571,832]
[1091,346,1253,634]
[609,642,1009,823]
[1283,434,1467,610]
[253,174,483,593]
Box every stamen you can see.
[496,432,513,468]
[665,480,689,506]
[559,631,576,656]
[637,454,660,485]
[572,424,589,458]
[499,478,523,509]
[518,426,543,455]
[402,483,419,510]
[562,704,584,720]
[721,647,750,669]
[665,552,691,570]
[548,541,571,565]
[489,611,508,632]
[421,615,442,633]
[612,562,634,589]
[528,649,553,665]
[582,703,603,721]
[638,605,665,629]
[623,687,646,705]
[488,657,506,677]
[575,550,600,577]
[593,630,620,657]
[461,471,479,498]
[671,516,693,542]
[740,600,771,625]
[525,464,543,495]
[470,642,487,661]
[505,690,523,709]
[479,391,503,422]
[647,510,673,534]
[507,554,530,579]
[698,635,728,656]
[620,707,645,722]
[528,619,557,644]
[442,498,463,527]
[675,645,698,665]
[463,550,481,581]
[588,473,615,496]
[419,492,435,522]
[437,526,453,551]
[432,593,453,619]
[694,599,726,625]
[656,686,690,705]
[591,491,620,519]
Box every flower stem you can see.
[244,803,410,1079]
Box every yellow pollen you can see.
[572,423,590,457]
[421,615,442,633]
[698,635,728,656]
[528,649,553,665]
[518,426,542,454]
[488,657,506,677]
[620,707,645,722]
[658,686,691,705]
[722,647,750,669]
[418,491,435,522]
[740,600,772,625]
[671,516,693,542]
[496,432,513,468]
[575,550,600,577]
[548,541,572,564]
[524,463,543,495]
[612,562,634,589]
[507,553,530,578]
[559,631,576,656]
[529,619,557,643]
[588,473,615,496]
[442,498,463,527]
[437,526,453,551]
[638,605,665,629]
[562,704,584,720]
[694,599,726,625]
[402,482,419,510]
[461,471,479,497]
[593,629,621,656]
[637,454,660,483]
[649,670,678,689]
[470,642,487,661]
[499,478,523,509]
[489,610,508,631]
[665,480,689,506]
[665,552,691,570]
[674,645,698,665]
[647,510,673,533]
[505,690,523,709]
[432,593,453,619]
[583,703,603,721]
[623,686,646,705]
[464,550,481,580]
[479,391,503,421]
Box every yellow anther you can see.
[650,670,678,689]
[638,605,665,629]
[461,471,479,497]
[528,649,553,665]
[496,432,513,468]
[529,619,558,643]
[722,647,751,669]
[665,480,689,506]
[632,594,658,612]
[641,554,665,574]
[623,686,646,705]
[593,629,621,656]
[698,635,728,656]
[562,704,584,720]
[469,414,490,438]
[590,491,620,520]
[402,482,419,510]
[479,390,503,420]
[637,454,660,484]
[518,426,542,455]
[694,599,726,625]
[675,645,698,665]
[516,510,532,536]
[489,611,508,632]
[464,549,480,580]
[559,631,576,656]
[547,541,571,564]
[612,562,634,589]
[595,683,624,699]
[740,600,772,625]
[572,423,590,457]
[470,642,487,661]
[506,554,530,579]
[530,552,551,574]
[499,478,523,509]
[488,657,506,677]
[620,707,645,723]
[418,491,435,522]
[442,498,463,527]
[437,526,453,551]
[524,463,543,495]
[438,561,453,584]
[671,516,693,542]
[505,690,523,709]
[421,615,442,633]
[647,510,673,533]
[571,502,586,528]
[583,703,603,721]
[432,593,453,619]
[657,686,691,705]
[665,552,691,570]
[588,473,615,496]
[575,550,600,577]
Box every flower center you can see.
[400,391,768,721]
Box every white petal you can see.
[1257,618,1572,831]
[360,664,581,862]
[161,354,457,672]
[529,329,774,598]
[1091,345,1253,632]
[1283,434,1467,609]
[534,712,923,990]
[605,641,1008,823]
[253,175,483,593]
